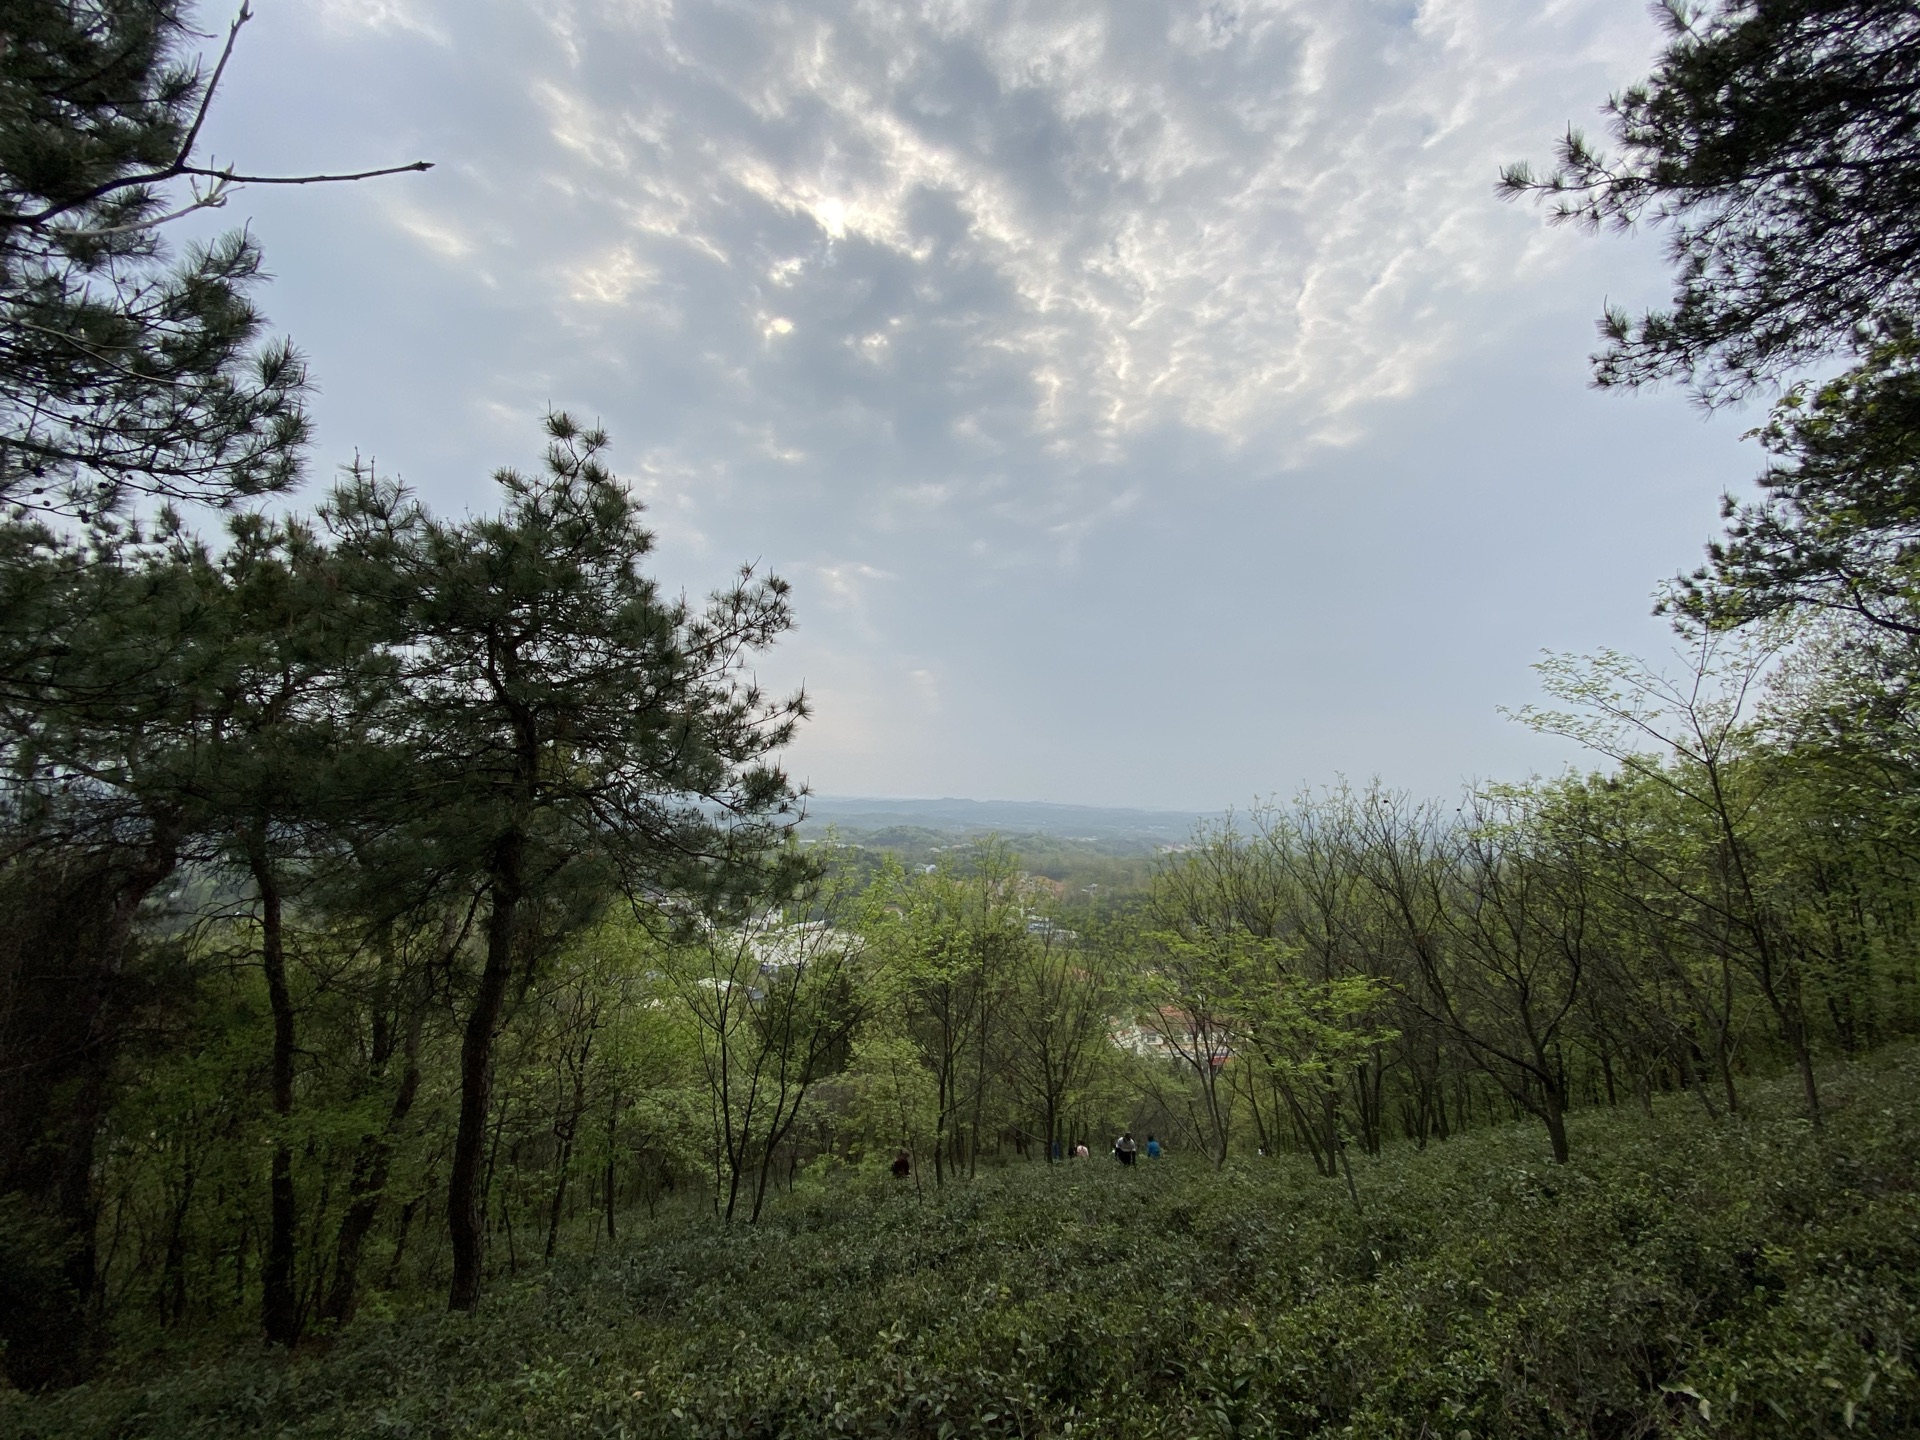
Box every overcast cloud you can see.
[199,0,1760,808]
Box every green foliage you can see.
[12,606,1920,1388]
[1503,0,1920,402]
[8,0,1920,1416]
[324,412,809,918]
[9,1051,1918,1437]
[833,1033,940,1166]
[812,828,1161,901]
[1673,332,1920,639]
[664,887,867,1222]
[0,0,310,520]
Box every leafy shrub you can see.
[7,1052,1919,1437]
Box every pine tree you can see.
[0,7,423,1377]
[1672,331,1920,634]
[0,518,226,1385]
[0,1,305,520]
[1504,0,1920,404]
[326,415,810,1311]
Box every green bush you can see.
[8,1053,1918,1438]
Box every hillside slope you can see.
[9,1053,1918,1438]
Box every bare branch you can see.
[173,3,255,176]
[179,161,436,188]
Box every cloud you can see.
[375,0,1656,486]
[815,560,895,611]
[313,0,448,44]
[391,203,475,261]
[217,0,1731,805]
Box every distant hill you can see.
[797,796,1217,849]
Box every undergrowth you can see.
[7,1053,1918,1438]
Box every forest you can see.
[4,2,1920,1436]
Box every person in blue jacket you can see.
[1146,1135,1162,1160]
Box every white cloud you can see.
[312,0,448,44]
[815,561,895,610]
[389,203,475,261]
[810,562,896,638]
[436,0,1664,483]
[220,0,1733,806]
[564,246,656,306]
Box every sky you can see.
[191,0,1762,810]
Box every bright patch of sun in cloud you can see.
[444,0,1659,480]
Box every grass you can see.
[7,1053,1920,1438]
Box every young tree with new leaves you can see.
[866,844,1026,1184]
[669,898,864,1224]
[1516,630,1827,1128]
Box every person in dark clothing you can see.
[891,1149,912,1179]
[1114,1132,1139,1166]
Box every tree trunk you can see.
[1793,1025,1823,1130]
[749,1140,775,1223]
[448,855,521,1312]
[968,1016,990,1181]
[317,1041,421,1326]
[0,831,179,1389]
[382,1193,421,1290]
[246,834,301,1348]
[544,1133,576,1262]
[602,1094,620,1244]
[1758,958,1822,1129]
[156,1150,196,1325]
[1541,1086,1570,1165]
[1319,1085,1343,1175]
[545,1037,592,1260]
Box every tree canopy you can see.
[1503,0,1920,404]
[0,0,304,520]
[1673,330,1920,635]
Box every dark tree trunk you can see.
[1280,1083,1334,1178]
[1757,952,1822,1129]
[544,1132,576,1262]
[1540,1078,1571,1165]
[382,1193,421,1290]
[156,1151,197,1325]
[750,1141,775,1223]
[0,829,179,1389]
[448,848,521,1312]
[603,1119,618,1244]
[318,1036,421,1327]
[249,835,301,1347]
[545,1035,592,1261]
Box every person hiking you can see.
[1113,1132,1138,1166]
[1073,1141,1090,1159]
[891,1149,911,1179]
[1146,1135,1162,1160]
